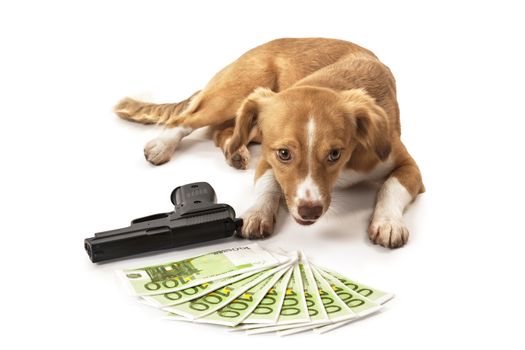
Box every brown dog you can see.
[115,38,424,248]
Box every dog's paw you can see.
[238,210,276,239]
[144,138,174,165]
[227,145,250,170]
[368,217,409,248]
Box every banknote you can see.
[116,246,393,336]
[195,264,292,326]
[312,266,382,317]
[299,255,329,325]
[312,307,383,335]
[245,256,332,334]
[243,263,311,334]
[141,269,265,308]
[316,266,394,304]
[273,263,310,325]
[310,266,355,323]
[239,266,294,325]
[245,255,332,335]
[163,265,287,319]
[246,265,386,335]
[117,244,286,296]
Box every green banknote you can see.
[299,256,329,325]
[234,255,332,334]
[311,267,355,323]
[118,244,285,296]
[239,266,294,325]
[245,258,337,335]
[163,265,286,319]
[312,303,384,335]
[246,265,386,336]
[257,266,360,336]
[246,256,333,335]
[195,264,292,326]
[141,269,264,308]
[116,247,394,336]
[316,266,394,304]
[312,266,382,317]
[271,263,310,325]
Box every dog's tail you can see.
[114,91,201,125]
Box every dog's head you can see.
[229,86,391,225]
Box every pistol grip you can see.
[171,182,217,215]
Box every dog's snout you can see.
[298,204,323,221]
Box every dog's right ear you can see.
[228,87,275,155]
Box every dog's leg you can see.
[143,96,240,165]
[213,126,249,170]
[120,56,277,166]
[368,155,424,248]
[115,91,206,165]
[239,161,281,239]
[143,126,194,165]
[213,125,261,170]
[142,85,272,166]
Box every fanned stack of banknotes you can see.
[117,244,393,335]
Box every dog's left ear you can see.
[228,87,275,156]
[341,89,392,161]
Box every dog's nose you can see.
[298,204,323,221]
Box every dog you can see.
[115,38,424,248]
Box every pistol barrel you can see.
[85,205,242,263]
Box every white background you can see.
[1,1,524,349]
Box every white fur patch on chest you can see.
[335,157,395,188]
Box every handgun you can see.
[84,182,243,263]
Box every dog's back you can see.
[214,38,381,91]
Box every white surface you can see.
[1,1,524,349]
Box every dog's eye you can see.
[277,148,292,162]
[328,149,341,163]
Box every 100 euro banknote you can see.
[141,269,265,307]
[243,257,329,335]
[276,266,386,336]
[163,264,289,319]
[238,266,294,325]
[119,246,394,336]
[117,244,287,296]
[316,266,394,305]
[195,264,293,326]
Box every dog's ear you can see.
[341,89,391,161]
[228,87,275,155]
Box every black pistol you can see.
[84,182,243,263]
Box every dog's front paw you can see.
[144,138,174,165]
[368,217,409,248]
[238,210,276,239]
[227,145,250,170]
